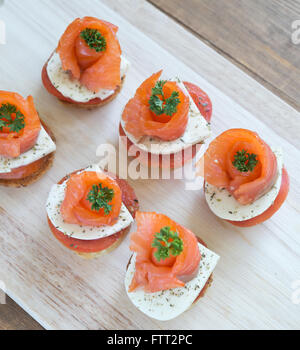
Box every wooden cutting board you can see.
[0,0,299,330]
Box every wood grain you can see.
[0,296,42,330]
[148,0,300,113]
[0,0,299,330]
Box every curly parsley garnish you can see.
[86,183,114,215]
[149,80,180,117]
[0,103,25,133]
[80,28,106,52]
[152,226,183,261]
[233,150,258,172]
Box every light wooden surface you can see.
[0,0,299,330]
[149,0,300,113]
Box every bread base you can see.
[0,120,56,187]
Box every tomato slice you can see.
[113,175,139,218]
[41,61,103,106]
[48,171,139,253]
[48,217,127,253]
[0,156,48,180]
[227,167,289,227]
[183,81,212,122]
[191,236,214,304]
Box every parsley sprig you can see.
[80,28,106,52]
[233,150,258,172]
[152,226,183,262]
[149,80,180,117]
[86,183,114,215]
[0,103,25,133]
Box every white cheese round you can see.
[46,52,129,103]
[0,126,56,173]
[121,79,211,155]
[125,243,220,321]
[46,165,133,240]
[204,148,283,221]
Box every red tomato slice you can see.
[227,167,289,227]
[183,81,212,123]
[192,236,214,304]
[48,170,139,253]
[119,81,212,169]
[48,218,127,253]
[0,157,48,180]
[41,61,104,106]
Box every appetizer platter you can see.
[0,0,299,330]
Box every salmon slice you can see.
[122,71,190,141]
[202,129,277,205]
[60,171,122,227]
[129,212,201,293]
[0,91,41,158]
[57,16,121,92]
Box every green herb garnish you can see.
[86,183,114,215]
[233,149,258,172]
[80,28,106,52]
[152,226,183,262]
[0,103,25,133]
[149,80,180,117]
